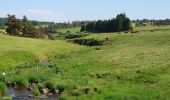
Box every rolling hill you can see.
[0,27,170,99]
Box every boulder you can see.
[27,84,33,91]
[32,83,37,88]
[6,81,12,86]
[55,90,60,95]
[41,88,49,94]
[27,86,33,91]
[28,94,33,97]
[48,93,53,96]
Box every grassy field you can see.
[133,25,170,31]
[57,27,81,33]
[0,33,80,70]
[0,26,170,99]
[54,30,170,99]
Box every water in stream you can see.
[5,87,59,100]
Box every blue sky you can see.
[0,0,170,22]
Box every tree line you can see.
[2,15,84,38]
[5,14,49,38]
[55,21,82,29]
[48,21,83,33]
[133,19,170,27]
[80,13,132,33]
[0,18,7,29]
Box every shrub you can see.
[64,34,82,39]
[0,82,7,95]
[66,30,71,33]
[72,38,102,46]
[33,87,40,96]
[55,83,67,92]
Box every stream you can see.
[2,60,59,100]
[5,87,59,100]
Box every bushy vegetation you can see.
[81,13,132,32]
[64,33,88,39]
[5,14,49,39]
[64,34,82,39]
[71,38,109,46]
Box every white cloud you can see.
[0,9,67,22]
[27,9,58,17]
[25,9,66,22]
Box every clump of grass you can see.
[48,64,60,74]
[70,90,81,97]
[28,76,39,84]
[37,83,45,90]
[44,81,55,90]
[28,73,48,84]
[54,83,67,92]
[15,77,28,87]
[43,81,67,93]
[82,87,91,94]
[134,74,158,84]
[0,82,7,96]
[33,87,40,96]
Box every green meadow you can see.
[0,32,80,70]
[0,26,170,99]
[57,27,81,33]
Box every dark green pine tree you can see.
[122,17,132,31]
[22,15,29,36]
[21,15,35,37]
[5,14,21,36]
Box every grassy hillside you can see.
[53,30,170,99]
[0,32,80,70]
[1,27,170,99]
